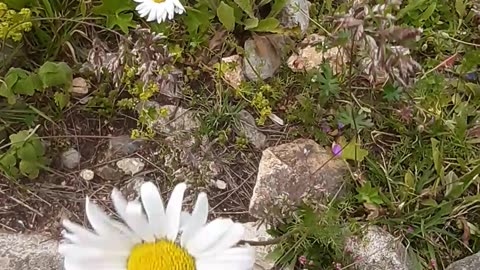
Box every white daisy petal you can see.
[85,197,119,236]
[146,6,158,22]
[59,243,129,259]
[161,7,168,22]
[124,200,156,242]
[156,8,166,23]
[135,2,148,12]
[181,192,208,245]
[111,188,127,219]
[64,257,125,270]
[165,182,187,240]
[138,7,151,18]
[172,0,185,11]
[60,181,255,270]
[186,218,234,256]
[175,7,185,14]
[133,0,144,3]
[62,219,98,243]
[165,2,174,20]
[198,223,245,256]
[197,246,255,265]
[141,181,167,238]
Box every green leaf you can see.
[19,160,40,179]
[404,170,415,190]
[54,92,70,110]
[459,164,480,193]
[397,0,427,19]
[0,81,16,105]
[356,182,383,205]
[250,18,280,32]
[0,152,17,168]
[13,75,39,96]
[455,0,466,17]
[339,136,369,162]
[338,105,373,131]
[217,2,236,31]
[198,0,220,10]
[421,198,438,207]
[4,0,33,9]
[268,0,288,17]
[383,83,402,101]
[17,143,38,161]
[30,138,45,156]
[92,0,135,15]
[106,12,136,34]
[244,18,259,30]
[9,130,30,148]
[183,7,212,35]
[420,2,436,21]
[444,171,463,199]
[431,138,443,176]
[232,0,254,18]
[38,62,73,89]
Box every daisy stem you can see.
[238,230,295,246]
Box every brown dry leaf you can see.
[459,217,471,246]
[209,29,227,51]
[467,125,480,140]
[364,202,380,220]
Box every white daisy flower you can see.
[59,182,255,270]
[134,0,186,24]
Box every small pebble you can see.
[61,148,81,169]
[79,169,94,181]
[215,180,227,190]
[116,158,145,175]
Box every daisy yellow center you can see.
[153,0,166,3]
[127,240,196,270]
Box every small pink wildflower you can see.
[298,255,307,265]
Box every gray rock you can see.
[152,105,200,134]
[446,253,480,270]
[60,149,81,169]
[95,165,124,181]
[135,100,162,113]
[136,102,199,134]
[70,77,89,96]
[121,176,146,200]
[221,55,245,89]
[279,0,311,34]
[242,222,275,270]
[108,135,142,156]
[116,158,145,175]
[243,36,282,81]
[0,233,62,270]
[238,110,266,149]
[346,226,412,270]
[249,139,347,221]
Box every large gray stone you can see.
[0,233,62,270]
[279,0,311,34]
[249,139,347,221]
[345,226,413,270]
[238,110,266,149]
[243,34,291,81]
[446,253,480,270]
[242,222,274,270]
